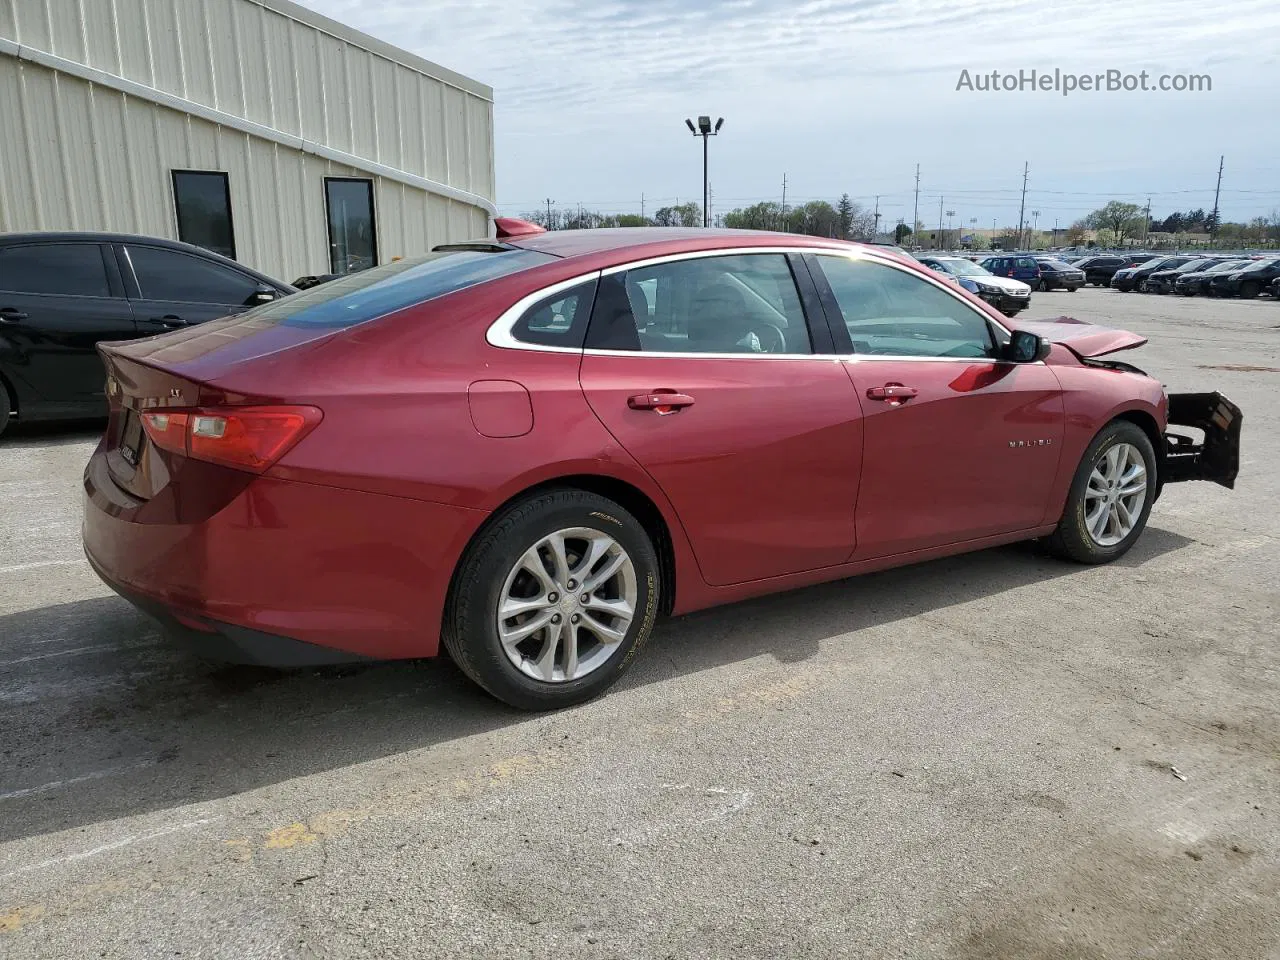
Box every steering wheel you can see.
[752,322,787,353]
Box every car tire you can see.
[0,379,10,438]
[1068,287,1078,293]
[1045,420,1157,565]
[1239,281,1261,300]
[442,488,660,711]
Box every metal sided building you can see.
[0,0,496,282]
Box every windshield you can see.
[240,249,556,329]
[1038,260,1074,270]
[931,258,991,278]
[1242,258,1280,272]
[1174,260,1214,273]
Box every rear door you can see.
[578,251,863,586]
[0,241,136,412]
[118,243,272,333]
[808,252,1066,558]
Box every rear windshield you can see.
[243,249,556,329]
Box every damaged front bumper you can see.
[1163,392,1242,489]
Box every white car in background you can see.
[915,255,1032,316]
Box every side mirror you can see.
[250,285,277,304]
[1007,329,1050,363]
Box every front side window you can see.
[325,178,377,275]
[586,254,812,355]
[816,256,997,359]
[172,170,235,260]
[126,245,261,304]
[0,243,111,297]
[511,279,598,348]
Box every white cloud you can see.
[299,0,1280,224]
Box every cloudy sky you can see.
[299,0,1280,229]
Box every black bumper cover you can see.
[1164,392,1242,489]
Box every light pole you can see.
[946,209,955,248]
[1031,209,1040,248]
[685,116,724,228]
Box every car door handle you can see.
[0,307,29,323]
[866,384,919,404]
[628,391,695,414]
[150,314,189,327]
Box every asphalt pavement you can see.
[1,287,1278,958]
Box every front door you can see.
[809,252,1065,559]
[0,242,136,413]
[578,252,863,586]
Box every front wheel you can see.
[0,379,9,437]
[1046,421,1157,564]
[443,488,660,710]
[1239,281,1261,299]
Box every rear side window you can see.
[126,245,260,304]
[0,243,111,297]
[511,279,598,348]
[243,249,556,330]
[586,254,812,354]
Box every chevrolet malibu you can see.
[84,226,1242,710]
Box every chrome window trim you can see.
[484,243,1022,362]
[488,244,851,356]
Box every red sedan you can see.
[83,226,1241,710]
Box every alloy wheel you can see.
[1084,442,1148,547]
[495,527,638,683]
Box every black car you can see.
[1032,257,1085,291]
[1173,260,1252,296]
[1111,256,1193,292]
[0,233,294,436]
[1209,258,1280,298]
[1143,258,1223,295]
[1080,253,1162,288]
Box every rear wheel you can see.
[1046,421,1157,564]
[0,380,10,437]
[443,488,660,710]
[1239,280,1261,299]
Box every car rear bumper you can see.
[83,452,485,661]
[1164,392,1242,489]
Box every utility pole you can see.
[1210,155,1224,242]
[1031,209,1040,247]
[873,195,881,239]
[1142,197,1151,245]
[641,192,645,220]
[937,196,944,250]
[1016,161,1029,249]
[781,173,788,217]
[993,218,998,248]
[545,198,554,228]
[912,164,920,249]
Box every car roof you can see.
[505,227,865,262]
[0,231,292,289]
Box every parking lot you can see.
[1,287,1277,958]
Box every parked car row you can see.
[1111,255,1280,297]
[915,256,1032,315]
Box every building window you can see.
[171,171,236,260]
[324,178,378,275]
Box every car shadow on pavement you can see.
[0,526,1194,845]
[0,418,104,447]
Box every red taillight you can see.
[141,406,322,473]
[141,411,190,455]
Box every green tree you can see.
[722,201,786,231]
[837,194,855,239]
[653,202,701,227]
[894,222,913,244]
[1084,201,1143,247]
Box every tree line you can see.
[521,194,879,239]
[1066,201,1280,249]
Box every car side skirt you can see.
[1164,392,1242,489]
